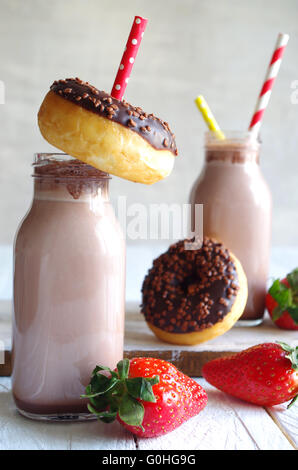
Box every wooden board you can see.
[0,377,295,450]
[1,302,297,377]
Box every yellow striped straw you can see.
[194,95,225,140]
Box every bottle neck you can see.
[204,132,260,165]
[32,155,111,202]
[33,177,110,203]
[205,145,259,165]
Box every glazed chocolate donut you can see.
[141,238,248,345]
[38,78,177,185]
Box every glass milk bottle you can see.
[190,132,272,325]
[12,154,126,420]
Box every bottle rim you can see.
[32,153,111,180]
[204,130,261,150]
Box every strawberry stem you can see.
[82,359,160,430]
[287,394,298,409]
[276,342,298,371]
[269,271,298,324]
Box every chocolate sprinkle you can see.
[50,78,178,156]
[141,238,239,334]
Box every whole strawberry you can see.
[202,342,298,407]
[83,357,207,437]
[266,268,298,330]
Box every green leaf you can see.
[126,376,158,403]
[277,342,298,371]
[269,271,298,324]
[147,375,160,386]
[287,306,298,324]
[277,341,294,353]
[272,305,285,321]
[285,347,298,372]
[117,359,130,380]
[269,279,292,311]
[100,414,118,424]
[87,403,102,415]
[119,393,145,430]
[87,404,118,423]
[90,372,111,390]
[92,365,111,375]
[91,378,119,397]
[88,373,119,396]
[91,365,118,379]
[287,268,298,292]
[88,394,110,411]
[110,380,125,397]
[287,394,298,409]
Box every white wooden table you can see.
[0,244,297,450]
[0,377,296,450]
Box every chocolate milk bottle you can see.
[190,132,272,325]
[12,154,126,420]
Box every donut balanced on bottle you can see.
[38,78,177,185]
[141,238,248,345]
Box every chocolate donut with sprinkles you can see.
[38,78,177,184]
[141,238,248,345]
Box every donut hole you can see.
[180,274,202,296]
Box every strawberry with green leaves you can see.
[83,357,207,438]
[202,342,298,407]
[266,268,298,330]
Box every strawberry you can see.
[266,268,298,330]
[83,357,207,438]
[202,342,298,407]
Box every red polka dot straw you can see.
[249,32,289,138]
[111,16,148,101]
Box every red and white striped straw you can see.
[111,16,148,100]
[249,33,289,138]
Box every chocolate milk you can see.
[12,154,126,419]
[190,132,272,324]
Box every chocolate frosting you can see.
[50,78,178,156]
[141,238,239,334]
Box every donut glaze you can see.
[50,78,177,155]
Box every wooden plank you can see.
[0,351,11,377]
[0,301,11,351]
[1,348,237,377]
[124,349,236,377]
[0,378,135,451]
[136,379,294,451]
[266,403,298,449]
[1,302,297,377]
[0,301,12,377]
[124,307,298,354]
